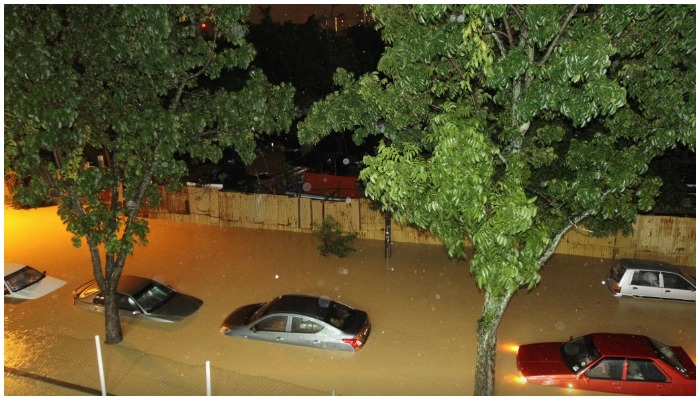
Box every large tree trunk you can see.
[103,277,123,344]
[473,290,515,396]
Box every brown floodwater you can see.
[4,205,696,395]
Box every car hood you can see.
[221,303,263,331]
[150,293,203,320]
[7,275,66,300]
[517,342,574,378]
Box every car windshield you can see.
[250,300,275,322]
[649,337,689,377]
[132,281,175,313]
[5,266,45,292]
[561,335,601,373]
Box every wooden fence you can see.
[143,186,696,267]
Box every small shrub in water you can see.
[314,217,358,258]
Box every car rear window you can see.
[323,301,354,330]
[610,263,627,283]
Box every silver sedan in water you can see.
[220,294,371,352]
[72,275,203,323]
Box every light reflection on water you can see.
[4,206,695,396]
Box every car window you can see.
[631,270,660,287]
[254,315,288,332]
[649,337,689,377]
[661,273,694,290]
[562,335,601,372]
[323,302,353,330]
[291,316,324,334]
[118,294,139,312]
[610,263,627,282]
[585,358,624,380]
[132,281,175,312]
[626,359,668,382]
[4,266,44,292]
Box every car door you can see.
[660,272,696,301]
[627,270,663,299]
[251,315,289,344]
[287,315,326,348]
[623,358,669,395]
[581,357,625,394]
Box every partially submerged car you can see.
[603,258,696,302]
[517,333,696,396]
[221,294,371,352]
[72,275,203,323]
[4,262,66,300]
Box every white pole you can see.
[94,335,107,396]
[205,360,211,396]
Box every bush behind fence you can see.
[144,186,695,267]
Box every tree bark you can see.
[104,280,123,344]
[473,290,515,396]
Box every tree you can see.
[298,4,694,395]
[5,4,296,344]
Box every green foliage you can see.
[5,4,296,255]
[298,4,694,394]
[313,217,358,258]
[5,5,297,343]
[300,3,694,293]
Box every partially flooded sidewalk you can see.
[4,329,327,396]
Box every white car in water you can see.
[603,259,696,302]
[4,262,67,300]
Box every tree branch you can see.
[538,209,592,265]
[170,29,219,111]
[537,187,612,265]
[540,5,580,65]
[503,14,514,46]
[485,20,508,57]
[508,5,523,24]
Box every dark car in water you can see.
[72,275,203,323]
[517,333,696,396]
[220,294,371,352]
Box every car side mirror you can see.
[250,326,257,333]
[580,373,589,383]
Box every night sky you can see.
[249,4,366,27]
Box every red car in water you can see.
[516,333,695,396]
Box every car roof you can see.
[591,333,656,358]
[619,258,682,274]
[265,294,344,319]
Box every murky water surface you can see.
[4,206,696,395]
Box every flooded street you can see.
[4,205,696,395]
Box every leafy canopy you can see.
[299,4,695,297]
[5,5,296,257]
